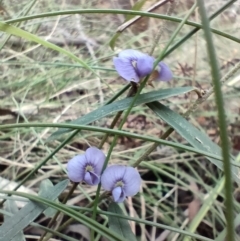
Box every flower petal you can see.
[113,57,139,83]
[84,171,100,185]
[112,186,126,203]
[118,49,147,60]
[158,62,173,81]
[67,155,87,182]
[101,165,127,191]
[85,147,105,175]
[136,56,154,78]
[122,167,141,196]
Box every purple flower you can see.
[113,49,173,83]
[101,165,141,203]
[67,147,105,185]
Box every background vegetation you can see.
[0,0,240,240]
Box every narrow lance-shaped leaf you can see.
[0,22,95,75]
[48,87,195,141]
[0,179,69,241]
[108,202,137,241]
[147,102,239,183]
[39,179,59,217]
[4,200,26,241]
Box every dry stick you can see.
[132,61,240,168]
[117,0,172,32]
[98,110,123,149]
[149,0,178,55]
[98,82,138,149]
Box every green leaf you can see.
[39,179,59,217]
[5,7,240,48]
[108,203,137,241]
[197,1,235,240]
[147,102,240,183]
[0,22,95,75]
[48,87,195,141]
[4,200,26,241]
[109,32,121,50]
[0,190,129,241]
[0,180,69,241]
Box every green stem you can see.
[39,182,78,241]
[162,0,237,58]
[3,6,239,46]
[0,130,79,207]
[99,83,135,149]
[1,189,214,241]
[149,0,176,55]
[0,0,38,51]
[197,1,234,240]
[132,2,197,168]
[0,122,238,163]
[91,83,139,240]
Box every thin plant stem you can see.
[38,182,78,241]
[197,0,234,240]
[43,192,108,241]
[98,110,123,149]
[0,0,38,51]
[131,0,237,170]
[132,127,174,167]
[0,130,80,207]
[98,82,137,149]
[0,122,233,162]
[132,60,240,168]
[41,84,131,241]
[117,0,172,32]
[90,78,148,240]
[149,0,177,55]
[162,0,238,58]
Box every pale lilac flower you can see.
[101,165,141,203]
[113,49,172,83]
[67,147,105,185]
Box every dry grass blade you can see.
[117,0,172,32]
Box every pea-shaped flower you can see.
[67,147,105,185]
[113,49,173,83]
[101,165,141,203]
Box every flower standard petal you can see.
[85,147,105,175]
[113,49,173,84]
[158,62,173,81]
[122,167,141,196]
[136,56,155,78]
[113,57,139,83]
[113,49,154,83]
[67,155,87,182]
[118,49,147,60]
[101,165,127,191]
